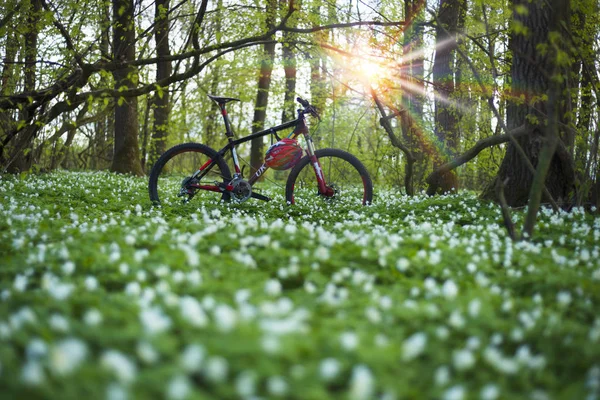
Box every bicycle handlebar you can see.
[296,97,321,121]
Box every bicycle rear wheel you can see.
[285,148,373,206]
[149,143,232,206]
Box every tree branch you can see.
[426,124,529,190]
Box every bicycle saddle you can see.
[207,94,241,104]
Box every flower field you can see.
[1,171,599,399]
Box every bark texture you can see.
[148,0,172,170]
[482,0,575,206]
[111,0,143,175]
[249,0,277,174]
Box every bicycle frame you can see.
[189,102,331,198]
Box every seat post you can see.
[219,104,235,140]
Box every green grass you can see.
[1,171,599,399]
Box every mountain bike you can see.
[148,95,373,206]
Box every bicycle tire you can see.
[285,148,373,206]
[148,143,232,206]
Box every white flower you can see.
[396,258,410,272]
[84,276,98,291]
[166,375,191,400]
[50,338,88,375]
[319,358,341,381]
[235,289,251,304]
[235,370,257,397]
[442,280,458,299]
[265,279,282,296]
[205,356,228,383]
[62,261,75,275]
[137,341,159,364]
[480,384,500,400]
[434,365,450,386]
[468,299,481,317]
[442,385,465,400]
[14,274,28,292]
[21,360,45,385]
[140,306,171,335]
[106,383,128,400]
[315,246,330,261]
[448,311,465,328]
[340,331,359,351]
[26,338,48,360]
[261,334,280,353]
[453,349,475,371]
[379,296,392,309]
[267,375,288,397]
[119,263,130,275]
[557,291,572,307]
[365,306,382,323]
[101,350,137,383]
[48,281,74,300]
[180,244,200,267]
[125,282,141,296]
[402,332,427,361]
[180,344,205,372]
[180,296,208,327]
[49,314,70,332]
[214,304,237,332]
[84,309,103,326]
[348,364,374,400]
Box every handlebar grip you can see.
[296,97,310,107]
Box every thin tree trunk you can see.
[431,0,465,192]
[148,0,172,170]
[310,0,326,115]
[204,0,223,149]
[140,95,152,171]
[281,4,297,125]
[250,0,277,174]
[110,0,143,175]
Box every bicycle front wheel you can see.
[285,148,373,206]
[149,143,232,206]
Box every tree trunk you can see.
[7,0,41,173]
[0,30,17,141]
[309,0,327,115]
[204,0,223,149]
[431,0,465,192]
[281,4,297,124]
[400,0,425,191]
[249,0,277,174]
[482,0,575,206]
[148,0,172,171]
[110,0,143,176]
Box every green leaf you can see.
[514,4,528,15]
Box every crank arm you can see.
[251,192,271,202]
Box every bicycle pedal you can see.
[251,192,271,202]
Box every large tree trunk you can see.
[482,0,575,206]
[110,0,143,176]
[431,0,465,192]
[249,0,277,174]
[148,0,172,171]
[7,0,41,173]
[400,0,425,191]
